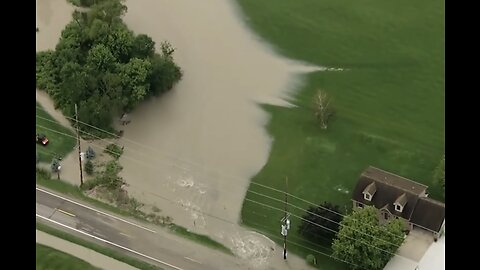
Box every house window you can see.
[364,193,372,201]
[395,204,403,212]
[358,202,363,208]
[383,212,388,220]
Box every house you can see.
[352,166,445,241]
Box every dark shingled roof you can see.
[410,197,445,232]
[353,173,420,220]
[361,166,427,195]
[352,166,445,233]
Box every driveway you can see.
[397,228,433,261]
[384,228,445,270]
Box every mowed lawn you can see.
[36,102,76,163]
[36,244,101,270]
[237,0,444,268]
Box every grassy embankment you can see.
[36,243,101,270]
[36,102,76,163]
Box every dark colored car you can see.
[36,133,49,146]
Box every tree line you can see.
[36,0,182,137]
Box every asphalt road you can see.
[36,186,250,270]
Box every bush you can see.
[85,160,94,175]
[128,197,144,213]
[82,177,102,190]
[306,254,317,265]
[298,202,342,244]
[82,160,123,191]
[36,168,51,179]
[51,159,61,173]
[67,0,96,7]
[86,146,96,160]
[105,144,123,159]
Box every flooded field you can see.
[36,0,317,268]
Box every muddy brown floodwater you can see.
[37,0,319,268]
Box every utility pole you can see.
[281,176,290,260]
[75,104,84,186]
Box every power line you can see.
[36,110,406,244]
[247,189,402,249]
[36,124,174,175]
[74,104,84,186]
[244,198,400,257]
[124,185,366,270]
[42,131,324,251]
[35,105,405,240]
[250,181,406,240]
[37,105,348,215]
[244,223,367,270]
[35,121,406,262]
[35,147,62,159]
[36,114,190,172]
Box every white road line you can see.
[36,187,156,233]
[184,257,202,264]
[36,214,184,270]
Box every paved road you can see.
[36,186,250,270]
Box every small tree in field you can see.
[314,89,334,129]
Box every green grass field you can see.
[237,0,444,268]
[36,243,101,270]
[36,102,76,163]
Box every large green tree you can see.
[332,206,405,270]
[36,0,182,137]
[298,202,342,244]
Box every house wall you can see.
[433,221,446,241]
[440,219,445,234]
[408,222,414,231]
[378,209,390,224]
[352,200,365,209]
[352,200,411,231]
[411,223,442,241]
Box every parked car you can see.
[36,133,49,146]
